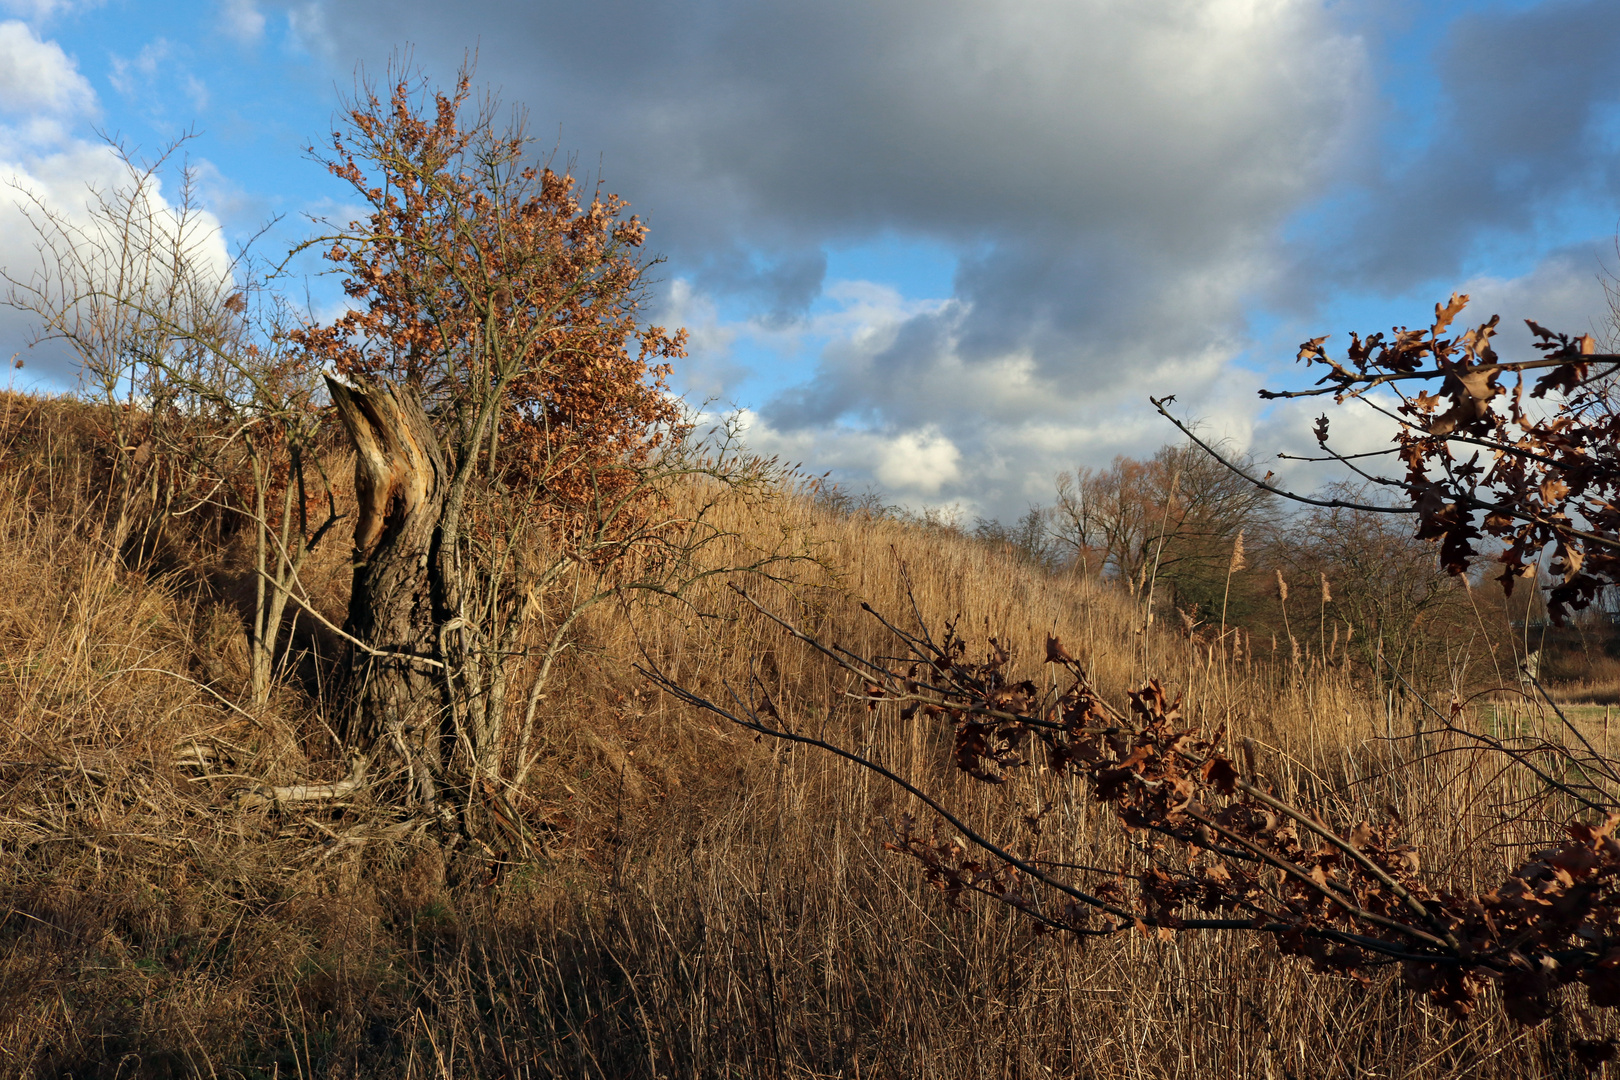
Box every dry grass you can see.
[0,392,1606,1078]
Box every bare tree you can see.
[1052,442,1275,611]
[273,68,814,839]
[2,137,337,708]
[1274,485,1474,680]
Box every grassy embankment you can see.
[0,391,1607,1078]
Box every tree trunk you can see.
[325,375,449,809]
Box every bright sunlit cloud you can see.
[0,19,93,116]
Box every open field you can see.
[0,393,1611,1078]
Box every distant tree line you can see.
[819,436,1604,692]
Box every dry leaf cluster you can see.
[1241,295,1620,619]
[652,587,1620,1065]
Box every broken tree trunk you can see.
[325,374,450,810]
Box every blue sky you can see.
[3,0,1619,519]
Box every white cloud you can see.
[0,128,232,388]
[736,410,963,502]
[218,0,266,43]
[872,427,961,494]
[184,73,209,111]
[0,20,93,116]
[659,274,953,404]
[671,264,1258,514]
[0,0,99,20]
[745,250,1265,514]
[284,2,331,57]
[187,157,267,229]
[108,38,172,96]
[1456,248,1614,355]
[654,278,747,402]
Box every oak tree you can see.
[283,67,776,836]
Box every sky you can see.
[2,0,1619,520]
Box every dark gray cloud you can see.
[1298,0,1620,294]
[275,0,1620,516]
[281,0,1364,512]
[289,0,1362,306]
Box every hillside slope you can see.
[0,393,1590,1079]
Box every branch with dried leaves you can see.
[643,588,1620,1059]
[1162,293,1620,622]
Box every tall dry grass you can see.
[0,392,1603,1078]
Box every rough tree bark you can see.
[325,374,450,810]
